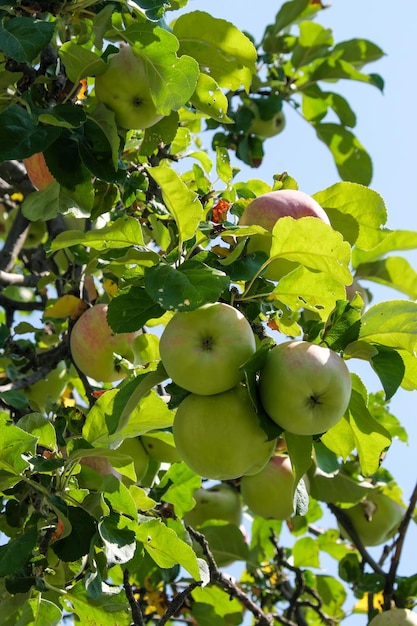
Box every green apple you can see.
[23,152,55,190]
[117,437,150,483]
[338,490,404,547]
[184,483,242,528]
[240,454,296,520]
[26,360,67,412]
[141,432,181,464]
[173,384,276,480]
[70,303,140,382]
[258,341,352,436]
[94,45,163,130]
[159,302,256,395]
[369,609,417,626]
[247,100,286,138]
[78,455,122,491]
[239,189,330,281]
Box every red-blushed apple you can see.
[141,432,181,464]
[94,45,163,130]
[338,490,404,547]
[70,303,140,382]
[240,454,295,520]
[184,483,242,528]
[239,189,330,281]
[173,384,276,480]
[23,152,55,190]
[258,341,352,436]
[159,302,256,395]
[369,609,417,626]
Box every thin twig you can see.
[156,580,201,625]
[123,569,145,626]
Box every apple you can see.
[78,455,122,491]
[184,483,242,528]
[369,609,417,626]
[258,341,352,436]
[70,303,140,382]
[25,360,67,412]
[240,454,296,520]
[159,302,256,396]
[94,45,163,130]
[23,152,55,190]
[117,437,150,483]
[345,278,370,310]
[173,384,276,480]
[141,432,181,464]
[247,100,286,138]
[338,490,404,547]
[239,189,330,281]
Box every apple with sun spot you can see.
[94,45,163,130]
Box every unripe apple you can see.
[247,100,286,138]
[369,609,417,626]
[141,432,181,464]
[25,360,67,412]
[23,152,55,190]
[78,455,122,491]
[259,341,352,436]
[173,385,276,480]
[184,483,242,528]
[70,304,140,382]
[240,454,295,520]
[159,302,256,396]
[94,45,164,130]
[338,490,404,547]
[117,437,150,483]
[239,189,330,281]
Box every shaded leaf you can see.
[0,17,54,63]
[0,527,37,577]
[107,286,165,333]
[315,123,372,185]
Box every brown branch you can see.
[328,503,387,577]
[156,580,202,626]
[123,569,145,626]
[383,480,417,608]
[187,526,275,626]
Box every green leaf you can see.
[0,526,37,577]
[359,300,417,354]
[315,123,373,185]
[285,432,313,490]
[144,261,230,312]
[321,416,356,461]
[0,17,54,63]
[272,266,346,321]
[82,374,173,446]
[196,523,249,566]
[291,22,333,68]
[216,147,233,183]
[124,25,200,115]
[16,413,56,450]
[192,585,242,622]
[269,217,352,284]
[303,55,383,91]
[292,536,320,568]
[370,345,405,400]
[136,519,202,580]
[14,598,62,626]
[52,507,97,561]
[98,513,136,567]
[59,42,106,83]
[100,475,139,520]
[323,300,361,351]
[333,38,385,68]
[0,422,37,474]
[148,166,203,245]
[0,104,61,161]
[273,0,311,33]
[174,11,257,91]
[191,73,232,123]
[347,377,392,476]
[399,350,417,391]
[63,581,129,626]
[352,229,417,265]
[157,462,201,518]
[51,217,144,251]
[313,182,387,250]
[355,257,417,299]
[308,469,374,505]
[107,286,165,333]
[316,574,347,618]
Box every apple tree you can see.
[1,1,417,624]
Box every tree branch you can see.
[187,526,275,626]
[123,569,145,626]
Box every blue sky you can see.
[171,1,417,622]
